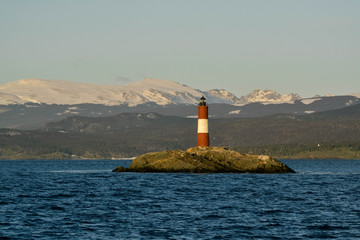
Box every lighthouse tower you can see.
[197,96,209,147]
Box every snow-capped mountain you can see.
[0,78,225,106]
[206,88,301,105]
[0,78,301,106]
[1,78,359,130]
[1,78,357,108]
[206,89,241,104]
[238,89,301,104]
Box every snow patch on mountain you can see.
[126,78,204,105]
[228,110,241,115]
[0,79,130,105]
[346,100,358,106]
[301,98,321,105]
[0,78,212,106]
[238,89,301,104]
[206,89,240,104]
[0,92,25,105]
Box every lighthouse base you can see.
[197,133,209,147]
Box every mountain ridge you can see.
[238,89,301,104]
[0,78,309,106]
[0,78,227,106]
[1,78,359,130]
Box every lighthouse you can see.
[197,96,209,147]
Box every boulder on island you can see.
[113,147,295,173]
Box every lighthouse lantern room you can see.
[197,96,209,147]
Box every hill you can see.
[1,96,359,130]
[0,104,359,159]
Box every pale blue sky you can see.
[1,0,359,97]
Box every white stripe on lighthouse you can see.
[197,119,208,133]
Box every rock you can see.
[112,166,128,172]
[112,146,295,173]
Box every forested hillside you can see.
[1,104,359,159]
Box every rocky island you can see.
[113,146,295,173]
[113,97,295,174]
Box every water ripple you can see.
[0,159,360,239]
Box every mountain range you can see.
[0,78,309,106]
[0,78,359,129]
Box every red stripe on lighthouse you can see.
[197,132,209,146]
[198,106,208,119]
[197,104,209,147]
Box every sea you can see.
[0,159,359,240]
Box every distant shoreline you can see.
[1,143,359,161]
[0,157,137,161]
[0,155,359,160]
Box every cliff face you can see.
[113,147,295,173]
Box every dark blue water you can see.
[1,159,360,239]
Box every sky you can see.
[1,0,359,98]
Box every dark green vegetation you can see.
[0,104,359,159]
[113,147,295,173]
[0,95,358,129]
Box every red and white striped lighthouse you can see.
[197,96,209,147]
